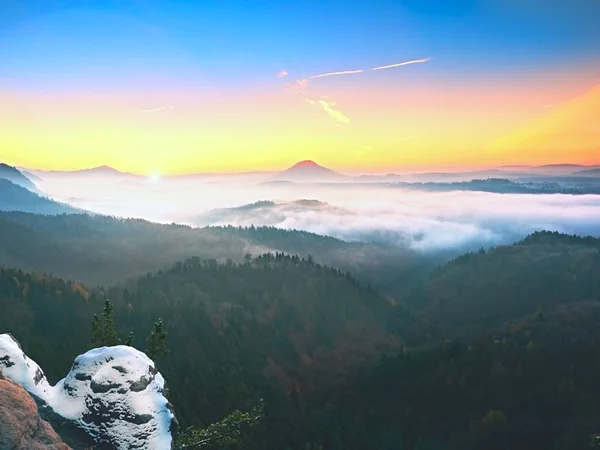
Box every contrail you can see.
[310,69,364,80]
[140,106,173,114]
[371,58,432,71]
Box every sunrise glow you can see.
[0,1,598,174]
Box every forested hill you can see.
[0,254,398,427]
[0,163,37,191]
[405,231,600,343]
[0,179,79,215]
[2,232,600,448]
[0,212,440,294]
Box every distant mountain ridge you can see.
[0,179,81,215]
[26,165,141,179]
[17,161,600,182]
[0,163,38,191]
[574,168,600,177]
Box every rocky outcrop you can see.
[0,367,71,450]
[0,334,176,450]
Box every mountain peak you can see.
[273,160,345,182]
[291,160,321,169]
[89,165,120,172]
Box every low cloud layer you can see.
[36,175,600,255]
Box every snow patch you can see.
[0,334,52,399]
[0,334,175,449]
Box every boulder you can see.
[0,367,71,450]
[0,334,176,450]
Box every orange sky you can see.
[1,1,599,175]
[1,73,599,175]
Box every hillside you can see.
[391,178,600,194]
[0,256,398,428]
[405,231,600,342]
[0,179,80,215]
[575,168,600,177]
[329,301,600,450]
[2,232,600,448]
[0,212,439,294]
[0,163,38,191]
[195,200,350,228]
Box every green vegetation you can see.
[89,299,168,362]
[176,402,265,449]
[1,229,600,448]
[91,299,121,347]
[146,318,169,360]
[0,179,79,214]
[0,211,443,296]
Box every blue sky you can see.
[1,0,599,91]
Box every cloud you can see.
[276,69,289,78]
[38,175,600,255]
[371,58,431,71]
[307,99,350,124]
[190,190,600,253]
[287,57,431,124]
[140,106,173,114]
[309,69,364,80]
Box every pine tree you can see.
[91,314,103,347]
[125,331,135,347]
[102,299,121,346]
[146,318,169,360]
[90,299,121,347]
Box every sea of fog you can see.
[37,175,600,252]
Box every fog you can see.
[37,174,600,252]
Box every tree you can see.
[90,299,121,347]
[91,314,103,347]
[125,331,135,347]
[146,318,169,360]
[176,401,265,449]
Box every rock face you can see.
[0,367,71,450]
[0,334,176,450]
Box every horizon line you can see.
[10,160,600,178]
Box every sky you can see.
[0,0,599,175]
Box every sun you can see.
[149,171,162,183]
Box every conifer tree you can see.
[146,318,169,360]
[90,299,121,347]
[125,331,135,347]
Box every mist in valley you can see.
[34,171,600,255]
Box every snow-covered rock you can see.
[0,333,176,450]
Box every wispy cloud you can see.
[287,57,431,124]
[310,69,364,80]
[371,58,431,71]
[140,106,173,114]
[306,99,350,124]
[276,69,289,78]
